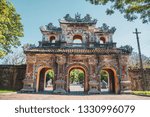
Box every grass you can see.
[0,89,16,93]
[132,91,150,96]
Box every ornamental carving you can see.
[88,57,97,65]
[25,73,32,79]
[63,13,97,24]
[26,55,36,63]
[99,23,116,34]
[56,56,66,65]
[120,45,133,54]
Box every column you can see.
[54,56,66,94]
[88,57,100,94]
[119,55,132,94]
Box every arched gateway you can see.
[21,14,132,94]
[36,66,55,92]
[100,67,119,94]
[66,63,89,93]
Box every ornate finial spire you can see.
[100,23,116,33]
[75,12,81,20]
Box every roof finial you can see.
[75,12,81,20]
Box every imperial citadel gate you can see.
[21,14,132,94]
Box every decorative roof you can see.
[98,23,116,34]
[40,23,61,32]
[24,47,131,55]
[120,45,133,53]
[60,13,97,24]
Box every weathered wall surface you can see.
[0,64,149,91]
[0,65,26,90]
[129,68,150,91]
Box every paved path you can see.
[0,93,150,100]
[0,86,150,100]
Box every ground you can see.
[0,85,150,100]
[0,93,150,100]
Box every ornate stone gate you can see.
[21,14,132,94]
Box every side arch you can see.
[100,36,106,44]
[49,36,56,43]
[98,66,120,94]
[36,66,55,92]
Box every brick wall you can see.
[129,68,150,91]
[0,65,26,90]
[0,65,149,91]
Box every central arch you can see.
[65,63,89,93]
[73,35,83,47]
[69,68,84,93]
[73,35,82,41]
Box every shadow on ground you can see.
[18,90,115,96]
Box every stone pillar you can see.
[21,76,35,92]
[62,55,69,92]
[88,57,100,94]
[53,56,67,94]
[119,55,132,94]
[120,65,131,94]
[20,54,35,92]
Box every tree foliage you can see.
[86,0,150,23]
[46,70,54,83]
[128,52,150,68]
[0,0,23,58]
[70,69,84,84]
[2,50,26,65]
[100,70,109,83]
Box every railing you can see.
[64,43,86,48]
[95,43,116,48]
[39,41,59,47]
[38,41,116,49]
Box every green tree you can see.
[46,70,54,82]
[78,72,84,84]
[70,69,84,84]
[0,0,23,58]
[70,69,78,83]
[86,0,150,23]
[100,70,109,83]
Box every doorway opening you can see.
[69,68,84,94]
[100,68,117,94]
[100,70,109,93]
[100,37,106,44]
[38,68,54,93]
[49,36,56,43]
[45,69,54,91]
[73,35,82,47]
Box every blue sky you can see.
[11,0,150,57]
